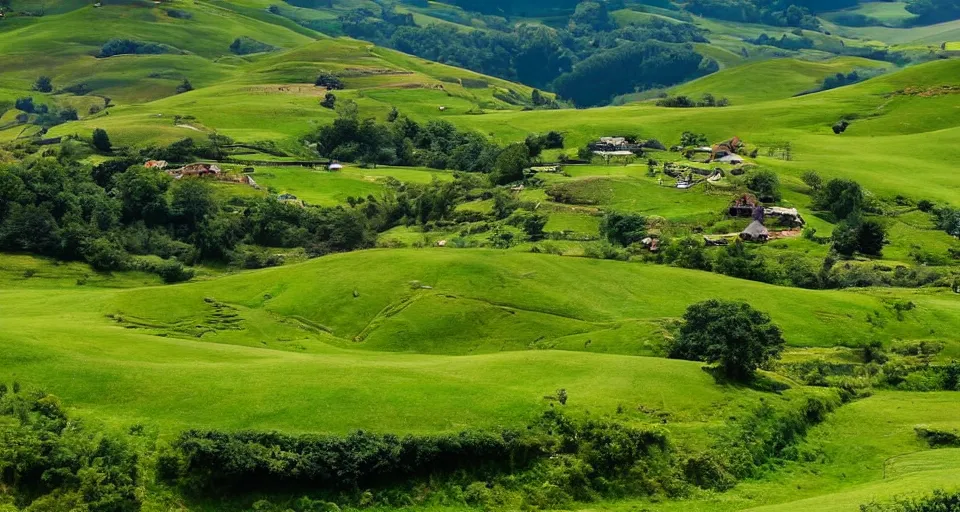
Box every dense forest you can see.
[328,2,713,106]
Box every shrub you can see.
[175,79,194,94]
[320,92,336,109]
[669,299,785,381]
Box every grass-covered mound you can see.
[106,249,960,354]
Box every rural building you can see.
[716,154,745,164]
[167,163,221,179]
[328,162,344,171]
[145,160,168,169]
[711,136,742,161]
[764,207,805,227]
[740,220,770,242]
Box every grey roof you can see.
[742,220,769,237]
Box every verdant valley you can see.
[1,0,960,511]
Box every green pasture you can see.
[0,282,782,439]
[251,165,453,205]
[669,57,890,104]
[104,249,960,354]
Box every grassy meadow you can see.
[3,1,960,511]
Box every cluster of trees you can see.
[309,105,558,185]
[860,489,960,512]
[0,387,143,511]
[684,0,847,28]
[554,41,714,107]
[322,2,711,106]
[0,148,382,282]
[807,175,887,257]
[11,95,79,129]
[906,0,960,24]
[803,68,886,95]
[932,205,960,238]
[748,32,815,50]
[656,93,730,108]
[97,38,173,58]
[229,36,276,55]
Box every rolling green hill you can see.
[668,57,890,104]
[3,1,960,511]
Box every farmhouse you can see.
[765,206,805,227]
[740,220,770,242]
[144,160,168,169]
[167,163,221,179]
[711,136,742,160]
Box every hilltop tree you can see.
[669,299,785,381]
[33,76,53,93]
[92,128,112,152]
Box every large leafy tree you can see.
[814,178,863,220]
[669,299,786,381]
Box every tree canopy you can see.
[669,299,786,381]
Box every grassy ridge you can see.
[0,284,773,437]
[669,57,890,104]
[110,249,960,354]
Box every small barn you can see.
[740,220,769,242]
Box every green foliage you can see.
[0,389,142,511]
[229,36,277,55]
[315,71,344,90]
[744,169,782,203]
[490,143,529,185]
[553,42,713,107]
[831,214,887,257]
[98,38,172,58]
[599,211,647,246]
[175,79,194,94]
[714,240,776,284]
[32,75,52,93]
[92,128,112,152]
[680,131,708,147]
[669,299,786,380]
[814,178,864,220]
[860,489,960,512]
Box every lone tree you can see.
[92,128,112,152]
[669,299,785,381]
[33,76,53,93]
